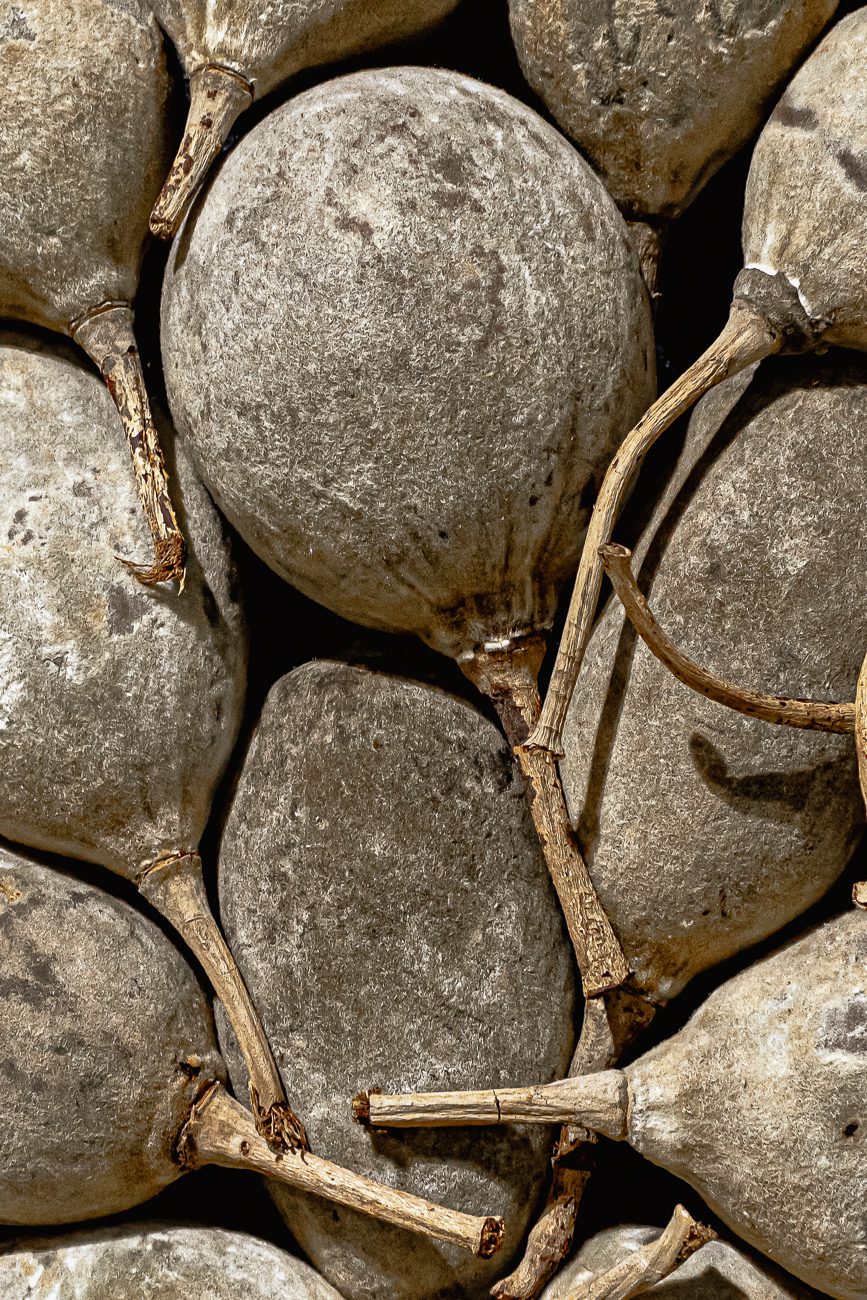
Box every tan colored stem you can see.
[139,851,308,1154]
[527,299,781,758]
[856,650,867,815]
[150,64,253,239]
[601,543,855,734]
[853,881,867,910]
[626,220,666,306]
[183,1083,504,1257]
[567,1206,714,1300]
[460,637,629,996]
[356,1071,628,1137]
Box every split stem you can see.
[572,1206,714,1300]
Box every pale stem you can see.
[150,65,253,240]
[856,649,867,815]
[183,1083,505,1258]
[600,543,855,734]
[527,299,781,758]
[460,637,629,997]
[72,303,186,585]
[139,850,308,1154]
[567,1206,714,1300]
[626,220,667,306]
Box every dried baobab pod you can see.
[508,0,838,294]
[148,0,461,238]
[531,7,867,756]
[362,909,867,1298]
[162,64,655,997]
[0,0,184,582]
[215,661,576,1300]
[0,846,502,1257]
[0,1225,343,1299]
[0,332,304,1152]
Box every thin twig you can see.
[856,649,867,814]
[566,1206,714,1300]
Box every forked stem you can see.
[527,298,781,757]
[600,543,855,734]
[572,1206,714,1300]
[150,64,253,239]
[73,303,186,586]
[139,851,308,1154]
[182,1083,504,1257]
[460,636,629,996]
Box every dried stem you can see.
[527,299,781,757]
[139,851,308,1154]
[856,649,867,815]
[569,1206,714,1300]
[150,65,253,239]
[600,543,855,734]
[183,1082,505,1257]
[72,303,186,586]
[460,637,629,996]
[626,220,666,307]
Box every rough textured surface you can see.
[162,67,654,659]
[0,846,224,1225]
[508,0,836,219]
[626,911,867,1298]
[561,353,867,1003]
[0,1224,341,1298]
[217,661,577,1300]
[542,1226,820,1298]
[0,0,171,330]
[151,0,460,96]
[742,9,867,352]
[0,333,247,879]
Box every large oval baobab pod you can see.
[216,661,577,1300]
[0,0,184,581]
[148,0,462,237]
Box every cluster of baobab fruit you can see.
[0,0,864,1297]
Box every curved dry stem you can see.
[600,543,855,734]
[527,299,781,758]
[570,1206,714,1300]
[626,220,666,307]
[183,1083,505,1257]
[150,64,253,239]
[856,649,867,815]
[139,851,308,1155]
[73,304,186,585]
[460,637,629,997]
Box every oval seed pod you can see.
[0,0,184,581]
[0,846,504,1253]
[148,0,461,238]
[216,660,577,1300]
[531,8,867,755]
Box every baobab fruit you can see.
[216,661,577,1300]
[0,0,183,580]
[0,1226,343,1299]
[149,0,462,237]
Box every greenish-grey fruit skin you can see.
[217,661,577,1300]
[0,1225,342,1299]
[0,846,224,1226]
[541,1225,820,1298]
[0,0,172,330]
[150,0,461,96]
[0,333,247,880]
[162,66,655,660]
[562,354,867,1005]
[626,911,867,1299]
[743,9,867,352]
[508,0,837,220]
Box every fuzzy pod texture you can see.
[0,1225,342,1298]
[0,333,246,879]
[622,910,867,1298]
[162,66,655,660]
[561,353,867,1004]
[216,661,577,1300]
[0,845,224,1225]
[0,0,171,330]
[151,0,461,96]
[508,0,837,220]
[741,8,867,352]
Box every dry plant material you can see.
[0,847,503,1259]
[562,1206,714,1300]
[0,0,184,581]
[148,0,461,237]
[530,8,867,756]
[215,661,575,1298]
[0,334,302,1152]
[857,650,867,814]
[361,910,867,1298]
